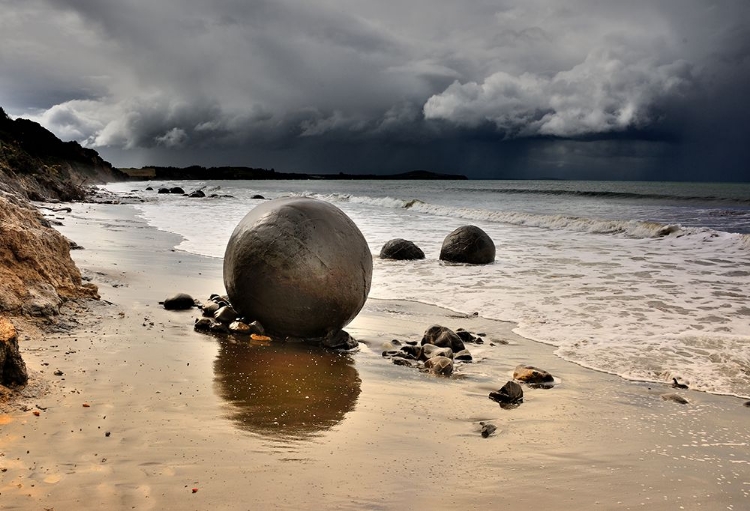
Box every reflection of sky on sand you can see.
[213,339,361,439]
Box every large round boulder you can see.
[379,238,425,260]
[439,225,495,265]
[223,197,372,338]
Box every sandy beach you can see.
[1,201,749,510]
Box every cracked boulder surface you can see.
[224,197,372,338]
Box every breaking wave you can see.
[298,191,690,239]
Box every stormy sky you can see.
[1,0,748,180]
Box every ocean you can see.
[104,180,750,398]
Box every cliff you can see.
[0,107,126,200]
[0,107,108,391]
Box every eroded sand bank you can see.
[1,202,748,510]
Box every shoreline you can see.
[1,201,749,509]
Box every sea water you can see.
[104,180,750,398]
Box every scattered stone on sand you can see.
[672,377,689,389]
[53,369,63,376]
[223,197,372,338]
[489,381,524,406]
[321,330,359,350]
[201,302,220,317]
[392,358,418,367]
[379,238,426,260]
[0,317,28,386]
[513,364,554,384]
[214,305,238,323]
[162,293,196,310]
[228,321,252,334]
[424,356,453,376]
[454,349,473,361]
[421,325,465,352]
[661,393,689,404]
[194,318,213,331]
[439,225,496,265]
[480,422,497,438]
[422,345,453,360]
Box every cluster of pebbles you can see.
[381,325,484,376]
[161,292,358,350]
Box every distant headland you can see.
[119,166,468,181]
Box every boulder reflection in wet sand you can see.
[214,339,361,438]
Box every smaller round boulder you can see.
[379,239,425,260]
[439,225,495,265]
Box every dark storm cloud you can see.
[1,0,748,179]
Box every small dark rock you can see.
[209,321,230,334]
[513,365,554,384]
[671,377,688,389]
[454,349,473,361]
[379,238,426,260]
[400,344,422,359]
[251,194,265,199]
[169,187,185,194]
[743,401,750,407]
[248,321,265,336]
[455,329,477,344]
[157,188,170,194]
[424,356,453,376]
[214,305,238,323]
[422,345,453,360]
[145,186,153,191]
[480,422,497,438]
[53,369,63,376]
[194,318,213,331]
[391,339,402,346]
[189,190,206,198]
[392,358,418,367]
[489,381,524,407]
[421,325,465,352]
[163,293,196,310]
[202,302,220,317]
[439,225,496,265]
[105,431,111,437]
[321,330,358,350]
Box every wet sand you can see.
[1,202,749,510]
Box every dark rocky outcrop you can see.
[0,107,125,201]
[0,316,27,387]
[188,189,205,198]
[223,197,372,338]
[439,225,495,265]
[379,239,425,260]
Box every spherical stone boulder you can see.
[223,197,372,338]
[379,238,425,260]
[439,225,495,265]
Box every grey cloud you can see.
[423,50,695,138]
[1,0,748,179]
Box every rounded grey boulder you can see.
[223,197,372,338]
[379,238,425,260]
[439,225,495,265]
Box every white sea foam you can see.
[105,181,750,398]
